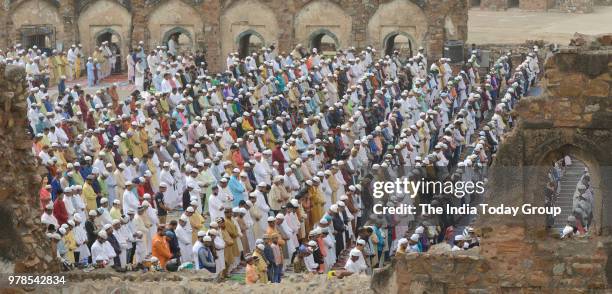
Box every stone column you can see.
[59,0,77,47]
[202,0,222,72]
[0,4,9,49]
[0,64,59,273]
[131,0,147,50]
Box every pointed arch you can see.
[77,0,131,59]
[147,0,204,50]
[295,0,351,50]
[220,0,279,59]
[367,0,427,52]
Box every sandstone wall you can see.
[0,64,58,273]
[0,0,469,71]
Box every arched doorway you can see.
[546,156,593,236]
[309,29,339,56]
[237,30,264,59]
[95,28,122,73]
[162,27,193,56]
[383,32,414,57]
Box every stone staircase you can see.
[553,158,586,230]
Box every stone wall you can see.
[372,34,612,293]
[558,0,595,13]
[519,0,554,11]
[0,64,58,273]
[0,0,469,72]
[479,0,594,12]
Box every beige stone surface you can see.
[468,6,612,44]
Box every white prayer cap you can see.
[350,249,361,257]
[203,235,212,242]
[98,230,107,239]
[209,221,218,228]
[340,195,348,201]
[275,213,285,220]
[257,244,265,250]
[308,240,317,247]
[410,233,420,242]
[398,238,409,245]
[88,209,97,216]
[160,182,168,188]
[197,231,207,237]
[415,226,424,234]
[290,199,299,207]
[267,216,276,222]
[190,200,198,206]
[186,207,195,213]
[208,229,218,236]
[330,204,339,212]
[455,235,465,241]
[100,198,108,204]
[337,201,346,207]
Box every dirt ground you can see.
[468,6,612,44]
[31,270,373,294]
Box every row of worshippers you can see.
[1,42,118,88]
[32,36,539,274]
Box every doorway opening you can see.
[310,30,338,56]
[163,27,194,57]
[238,30,264,59]
[546,156,593,237]
[384,33,414,57]
[95,29,122,73]
[508,0,520,8]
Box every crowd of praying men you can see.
[8,36,544,281]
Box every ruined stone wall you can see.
[479,0,593,12]
[558,0,595,13]
[0,64,58,273]
[372,34,612,293]
[0,0,469,72]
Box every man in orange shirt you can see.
[245,255,259,284]
[152,225,173,269]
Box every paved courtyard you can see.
[468,6,612,44]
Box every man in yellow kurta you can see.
[82,176,98,211]
[308,183,324,230]
[63,226,77,263]
[188,205,204,243]
[129,131,144,159]
[252,244,269,283]
[221,210,240,270]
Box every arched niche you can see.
[147,0,203,50]
[220,0,279,60]
[77,0,131,60]
[367,0,427,54]
[294,1,351,51]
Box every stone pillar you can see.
[131,0,147,50]
[349,0,369,49]
[0,4,9,49]
[202,0,222,72]
[59,0,77,47]
[0,64,59,274]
